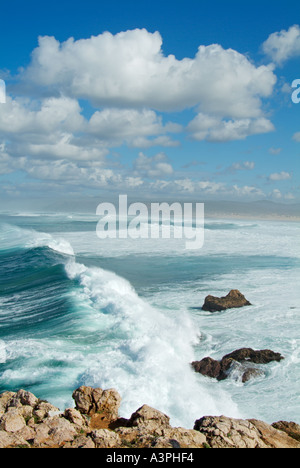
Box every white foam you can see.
[64,258,240,427]
[0,223,74,256]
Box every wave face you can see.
[0,215,299,426]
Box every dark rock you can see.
[241,368,264,383]
[222,348,284,365]
[191,357,221,379]
[271,421,300,442]
[192,348,284,382]
[202,289,251,312]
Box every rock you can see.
[11,389,39,408]
[162,427,207,448]
[194,415,267,448]
[0,392,16,416]
[0,387,299,449]
[32,416,77,447]
[0,430,30,448]
[194,415,300,449]
[72,386,94,414]
[72,386,121,421]
[271,421,300,442]
[192,347,284,382]
[249,419,300,449]
[63,435,95,449]
[91,429,122,448]
[33,401,60,421]
[202,289,251,312]
[222,348,284,364]
[127,405,170,432]
[64,408,87,429]
[0,409,26,433]
[241,367,264,383]
[191,357,221,379]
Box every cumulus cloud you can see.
[268,171,292,181]
[133,152,174,178]
[262,25,300,65]
[0,28,287,200]
[187,113,274,142]
[88,108,180,148]
[23,29,276,119]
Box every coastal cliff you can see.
[0,386,299,449]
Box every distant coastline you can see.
[0,199,299,223]
[205,213,300,222]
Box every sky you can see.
[0,0,300,208]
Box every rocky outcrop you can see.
[202,289,251,312]
[0,386,299,448]
[194,416,300,449]
[191,348,284,382]
[72,386,121,421]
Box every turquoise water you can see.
[0,213,299,428]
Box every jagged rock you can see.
[0,387,299,449]
[249,419,300,449]
[0,430,30,448]
[33,401,60,421]
[91,429,122,448]
[191,357,221,379]
[202,289,251,312]
[32,416,78,447]
[192,348,284,382]
[64,408,87,429]
[63,435,95,449]
[0,392,16,416]
[127,404,170,432]
[161,427,207,448]
[0,408,26,433]
[72,386,121,421]
[271,421,300,442]
[9,389,39,408]
[222,348,284,364]
[194,415,300,449]
[241,367,264,383]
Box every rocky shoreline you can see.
[1,386,300,448]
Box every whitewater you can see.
[0,213,299,428]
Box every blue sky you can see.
[0,0,299,206]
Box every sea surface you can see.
[0,211,299,428]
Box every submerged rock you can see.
[192,347,284,382]
[202,289,251,312]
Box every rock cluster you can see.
[1,386,299,448]
[202,289,251,312]
[191,348,284,382]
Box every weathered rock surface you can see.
[192,347,284,382]
[202,289,251,312]
[72,386,121,421]
[194,416,300,449]
[0,387,299,448]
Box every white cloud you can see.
[262,25,300,65]
[0,96,180,163]
[271,189,282,199]
[231,161,255,171]
[293,132,300,142]
[23,29,276,119]
[269,147,282,155]
[269,171,292,181]
[88,108,179,148]
[133,152,174,178]
[187,113,274,142]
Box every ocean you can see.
[0,211,299,429]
